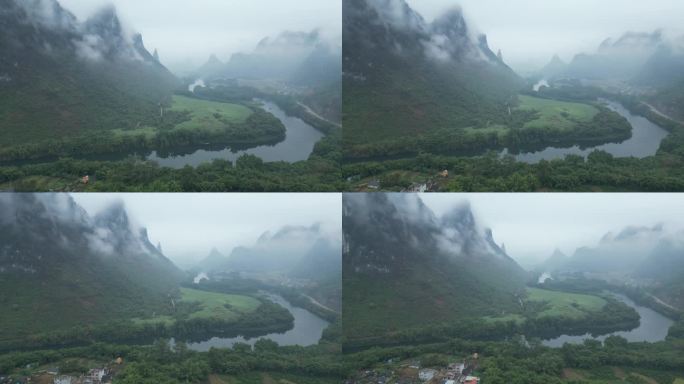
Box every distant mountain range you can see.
[0,194,183,341]
[343,194,528,339]
[196,224,341,283]
[343,0,523,156]
[538,30,684,120]
[194,30,341,88]
[0,0,179,146]
[538,224,684,309]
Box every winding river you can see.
[502,100,670,164]
[179,293,330,352]
[146,101,324,168]
[542,293,675,348]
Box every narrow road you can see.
[648,293,679,312]
[297,102,342,129]
[303,294,338,314]
[642,102,684,124]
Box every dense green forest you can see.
[0,293,293,353]
[345,335,684,383]
[0,86,342,192]
[343,94,632,161]
[343,292,639,352]
[0,280,342,383]
[343,83,684,192]
[0,336,343,383]
[343,271,684,382]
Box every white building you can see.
[418,368,437,381]
[54,377,73,384]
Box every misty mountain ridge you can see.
[343,194,527,336]
[0,194,178,276]
[0,194,183,338]
[344,194,522,275]
[343,0,524,156]
[543,224,667,275]
[538,54,567,79]
[540,223,684,309]
[534,248,569,273]
[347,0,515,73]
[196,223,341,282]
[547,30,684,86]
[0,0,179,146]
[195,29,341,88]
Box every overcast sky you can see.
[58,0,342,74]
[421,193,684,268]
[406,0,684,73]
[72,193,341,268]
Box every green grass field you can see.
[169,95,252,133]
[527,287,606,319]
[180,288,260,321]
[132,288,261,325]
[483,313,526,324]
[517,95,599,131]
[111,126,158,139]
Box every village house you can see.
[84,368,107,384]
[367,179,381,190]
[53,376,73,384]
[418,368,436,382]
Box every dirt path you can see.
[647,293,679,311]
[303,294,338,314]
[642,102,684,124]
[297,102,341,128]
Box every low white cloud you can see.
[74,34,104,61]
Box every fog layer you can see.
[405,0,684,72]
[420,194,684,267]
[57,0,342,74]
[72,193,342,267]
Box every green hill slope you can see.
[342,194,528,341]
[0,194,184,344]
[0,0,179,147]
[342,0,524,159]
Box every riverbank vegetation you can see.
[345,281,682,381]
[0,338,344,383]
[191,276,340,323]
[344,336,684,383]
[344,84,684,192]
[0,84,342,192]
[343,93,632,161]
[0,95,286,163]
[344,286,639,352]
[0,289,294,353]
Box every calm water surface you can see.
[502,100,670,164]
[181,293,330,352]
[147,100,324,168]
[542,293,674,348]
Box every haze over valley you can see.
[344,193,684,383]
[0,193,342,383]
[0,0,342,192]
[343,0,684,193]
